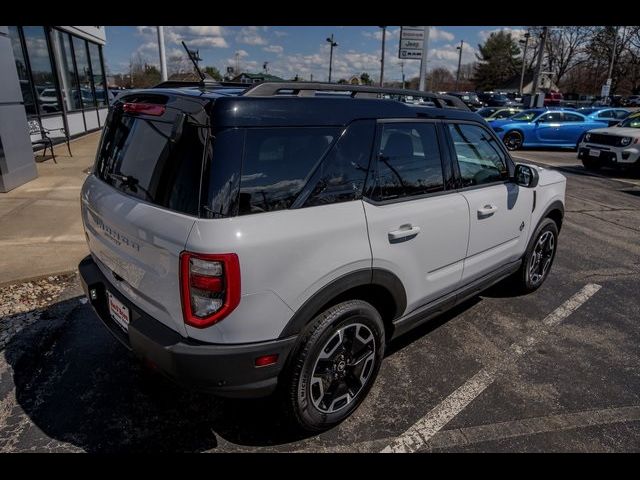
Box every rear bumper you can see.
[78,255,297,398]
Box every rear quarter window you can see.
[238,127,338,215]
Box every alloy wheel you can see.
[309,323,376,414]
[528,231,555,286]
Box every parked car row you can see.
[577,112,640,171]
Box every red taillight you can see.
[122,102,166,116]
[179,252,240,328]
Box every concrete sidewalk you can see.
[0,132,100,285]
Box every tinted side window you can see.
[239,127,338,215]
[563,112,584,122]
[299,120,374,208]
[371,122,444,201]
[447,123,509,187]
[539,112,563,122]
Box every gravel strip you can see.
[0,273,82,350]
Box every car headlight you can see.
[620,137,632,146]
[585,133,591,142]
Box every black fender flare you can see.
[536,199,564,231]
[278,268,406,338]
[525,199,565,256]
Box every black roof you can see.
[134,81,480,128]
[209,96,480,128]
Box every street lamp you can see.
[518,31,531,98]
[326,34,338,83]
[455,40,464,91]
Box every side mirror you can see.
[514,164,539,188]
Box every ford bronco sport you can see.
[79,81,566,431]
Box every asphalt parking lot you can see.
[1,148,639,452]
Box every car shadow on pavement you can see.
[4,300,315,452]
[4,280,527,452]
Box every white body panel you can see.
[81,175,195,337]
[363,193,470,314]
[185,201,371,343]
[460,182,534,283]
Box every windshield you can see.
[579,108,599,115]
[477,107,498,117]
[511,110,541,121]
[618,115,640,128]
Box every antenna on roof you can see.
[181,40,209,84]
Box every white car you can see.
[78,82,566,431]
[578,113,640,170]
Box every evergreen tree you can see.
[473,31,522,91]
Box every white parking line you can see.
[381,283,602,453]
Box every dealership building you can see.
[0,26,108,192]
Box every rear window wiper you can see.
[106,173,154,202]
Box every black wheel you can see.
[503,131,523,151]
[512,218,559,293]
[283,300,385,432]
[582,157,601,171]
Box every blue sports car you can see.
[488,109,609,151]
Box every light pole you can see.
[530,26,548,107]
[157,26,167,81]
[455,40,464,91]
[379,26,386,86]
[605,26,620,105]
[400,61,405,89]
[326,34,338,83]
[518,31,530,97]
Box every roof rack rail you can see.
[242,82,469,110]
[151,80,250,89]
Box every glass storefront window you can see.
[88,42,108,107]
[8,26,37,116]
[72,36,97,109]
[22,26,61,114]
[52,29,82,111]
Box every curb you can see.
[0,269,79,290]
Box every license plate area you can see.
[589,149,601,157]
[107,291,130,332]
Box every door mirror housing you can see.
[514,164,539,188]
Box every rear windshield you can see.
[95,109,207,215]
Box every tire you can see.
[503,131,523,151]
[582,157,601,171]
[512,218,559,293]
[282,300,385,432]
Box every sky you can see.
[103,26,526,82]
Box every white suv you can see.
[578,112,640,170]
[79,82,566,431]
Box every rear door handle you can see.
[477,204,498,218]
[388,224,420,243]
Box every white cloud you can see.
[236,26,267,46]
[430,27,455,42]
[273,30,288,37]
[362,27,401,41]
[187,36,228,48]
[263,45,284,54]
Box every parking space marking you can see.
[423,405,640,451]
[381,283,602,453]
[311,404,640,453]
